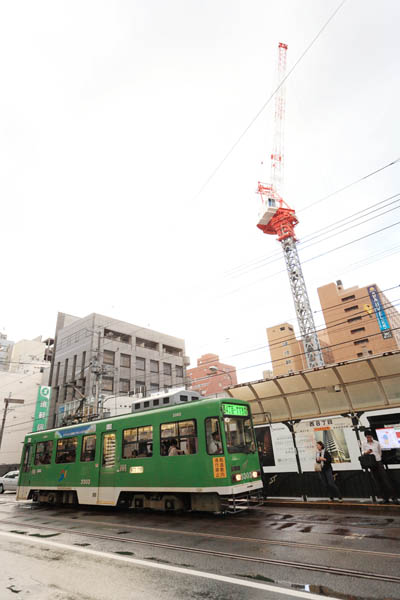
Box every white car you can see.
[0,470,19,493]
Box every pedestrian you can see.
[361,431,399,504]
[315,441,343,502]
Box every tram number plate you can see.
[80,479,91,485]
[213,457,227,479]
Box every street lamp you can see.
[0,395,25,454]
[208,365,233,387]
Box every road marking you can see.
[0,530,336,599]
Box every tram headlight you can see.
[232,473,242,482]
[252,470,260,479]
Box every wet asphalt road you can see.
[0,494,400,600]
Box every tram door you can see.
[98,432,117,505]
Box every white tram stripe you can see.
[0,530,336,600]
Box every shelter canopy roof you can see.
[227,352,400,424]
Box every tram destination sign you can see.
[222,403,249,417]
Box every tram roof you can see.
[226,351,400,425]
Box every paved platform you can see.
[263,498,400,513]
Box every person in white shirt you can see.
[208,432,223,455]
[362,431,398,504]
[168,439,184,456]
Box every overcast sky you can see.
[1,0,399,382]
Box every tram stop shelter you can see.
[227,350,400,426]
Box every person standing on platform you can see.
[316,441,343,502]
[362,431,399,504]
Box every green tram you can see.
[17,397,263,513]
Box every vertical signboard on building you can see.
[32,386,51,432]
[367,285,392,339]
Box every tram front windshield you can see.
[223,416,255,454]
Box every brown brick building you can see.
[187,353,238,396]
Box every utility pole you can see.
[0,395,25,455]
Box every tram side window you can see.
[34,441,53,465]
[55,437,78,464]
[160,420,197,456]
[122,426,153,458]
[205,418,223,455]
[22,444,33,471]
[81,434,96,462]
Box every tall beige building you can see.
[317,280,400,363]
[266,323,334,377]
[266,323,306,376]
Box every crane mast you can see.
[257,43,324,370]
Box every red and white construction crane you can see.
[257,42,324,370]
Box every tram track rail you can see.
[1,509,400,559]
[1,518,400,584]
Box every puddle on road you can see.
[73,543,91,547]
[6,585,22,594]
[29,532,61,538]
[117,530,130,535]
[9,530,26,535]
[115,551,135,556]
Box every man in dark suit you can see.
[316,441,343,502]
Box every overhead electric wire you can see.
[3,323,400,437]
[224,192,400,280]
[299,157,400,214]
[193,0,347,200]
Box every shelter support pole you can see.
[283,420,307,502]
[344,411,377,503]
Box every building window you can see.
[120,379,130,393]
[103,350,115,365]
[150,360,159,373]
[350,327,366,335]
[120,353,131,368]
[348,316,362,323]
[72,355,77,379]
[163,344,182,357]
[280,326,285,331]
[81,351,86,377]
[153,399,159,406]
[63,358,69,383]
[163,362,172,376]
[354,338,369,346]
[144,401,150,408]
[176,365,183,377]
[341,295,356,302]
[163,397,170,404]
[102,377,114,392]
[344,305,359,312]
[160,420,197,455]
[285,359,291,365]
[136,337,158,351]
[55,362,60,386]
[104,329,131,344]
[136,357,145,370]
[150,383,159,392]
[55,437,78,464]
[284,350,290,356]
[282,341,288,347]
[135,380,145,393]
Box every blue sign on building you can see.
[367,285,392,339]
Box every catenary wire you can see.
[193,0,348,200]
